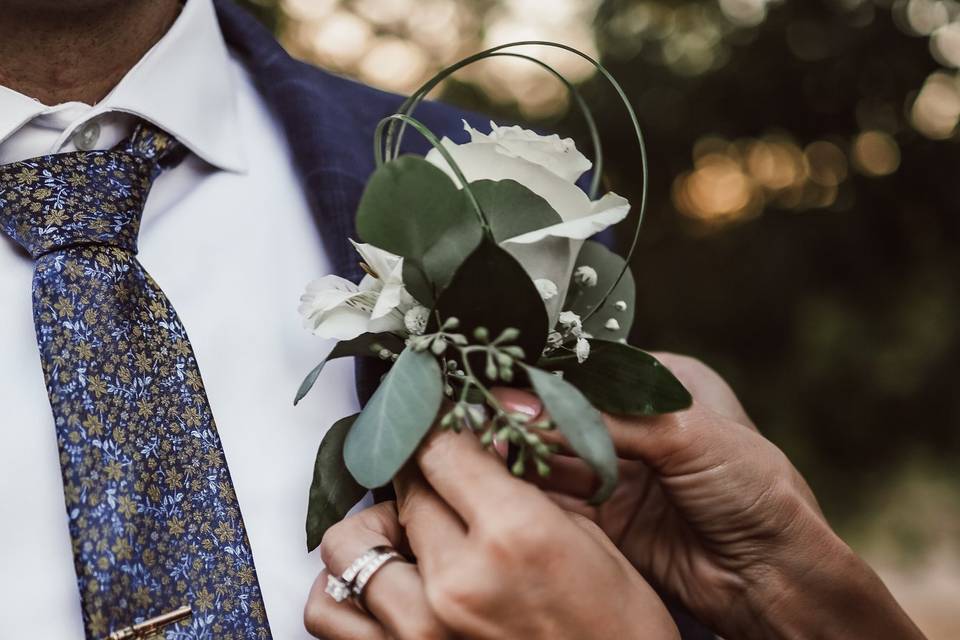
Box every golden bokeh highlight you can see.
[674,133,870,226]
[853,131,901,177]
[272,0,944,229]
[911,71,960,139]
[279,0,600,119]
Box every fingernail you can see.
[510,401,540,417]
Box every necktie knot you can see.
[0,123,180,259]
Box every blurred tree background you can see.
[237,0,959,634]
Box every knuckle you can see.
[318,523,346,567]
[396,617,449,640]
[477,511,550,562]
[655,353,718,385]
[302,595,328,636]
[425,570,484,623]
[567,511,602,536]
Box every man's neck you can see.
[0,1,181,106]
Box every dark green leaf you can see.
[295,333,404,405]
[434,237,549,369]
[539,340,692,416]
[472,179,563,243]
[344,348,444,488]
[306,414,366,551]
[523,364,617,504]
[402,260,435,307]
[566,241,635,341]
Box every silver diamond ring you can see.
[325,546,404,604]
[325,547,381,603]
[352,547,404,606]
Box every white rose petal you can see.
[534,278,559,301]
[423,123,632,329]
[574,265,599,287]
[426,136,594,222]
[464,120,593,184]
[504,192,631,244]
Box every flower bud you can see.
[574,265,599,287]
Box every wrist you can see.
[743,517,924,640]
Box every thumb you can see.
[605,403,762,479]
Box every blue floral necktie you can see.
[0,124,271,639]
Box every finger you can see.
[490,387,543,421]
[605,403,763,479]
[524,453,598,500]
[394,465,466,574]
[304,569,389,640]
[320,502,450,640]
[543,490,598,521]
[416,428,545,526]
[649,352,755,429]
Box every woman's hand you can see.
[305,428,681,640]
[509,353,925,640]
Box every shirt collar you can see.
[0,0,246,173]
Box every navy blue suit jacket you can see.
[214,2,713,638]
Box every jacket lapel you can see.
[214,0,380,283]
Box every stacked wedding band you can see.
[326,546,404,604]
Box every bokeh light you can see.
[853,131,902,176]
[911,71,960,138]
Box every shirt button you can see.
[72,121,101,151]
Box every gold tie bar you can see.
[106,605,192,639]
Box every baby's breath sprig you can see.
[412,317,557,477]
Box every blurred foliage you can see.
[235,0,960,526]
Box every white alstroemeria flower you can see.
[299,241,414,340]
[426,121,631,325]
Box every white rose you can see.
[425,120,631,326]
[299,241,414,340]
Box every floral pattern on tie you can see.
[0,125,271,640]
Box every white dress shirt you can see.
[0,1,362,637]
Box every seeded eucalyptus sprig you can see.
[410,318,557,478]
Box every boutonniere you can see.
[295,42,692,550]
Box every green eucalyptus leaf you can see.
[539,340,692,416]
[434,237,549,367]
[306,414,366,551]
[344,348,444,488]
[472,179,563,243]
[566,241,635,341]
[294,333,405,406]
[357,155,482,300]
[400,179,564,306]
[523,364,617,504]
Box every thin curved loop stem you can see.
[374,113,490,234]
[383,41,647,325]
[385,51,603,200]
